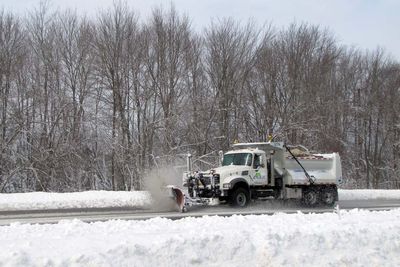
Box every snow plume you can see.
[143,165,183,211]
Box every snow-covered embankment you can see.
[0,191,151,211]
[339,189,400,200]
[0,209,399,266]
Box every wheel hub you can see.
[305,191,317,205]
[324,192,334,204]
[237,193,246,206]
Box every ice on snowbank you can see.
[0,191,151,211]
[0,209,399,266]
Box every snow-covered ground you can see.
[0,191,151,211]
[0,208,399,266]
[339,189,400,200]
[0,189,399,211]
[0,190,399,266]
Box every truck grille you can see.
[213,174,220,185]
[200,176,211,186]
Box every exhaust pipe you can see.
[187,153,192,172]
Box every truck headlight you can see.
[223,183,231,189]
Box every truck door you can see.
[252,154,268,185]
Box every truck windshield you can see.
[222,153,252,166]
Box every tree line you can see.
[0,3,399,192]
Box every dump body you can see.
[284,153,342,185]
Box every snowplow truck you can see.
[181,142,342,208]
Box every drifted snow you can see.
[339,189,400,200]
[0,209,399,266]
[0,191,151,211]
[0,189,399,211]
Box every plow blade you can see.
[165,185,186,212]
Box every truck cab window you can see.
[253,154,261,169]
[222,153,253,166]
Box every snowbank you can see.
[0,191,151,211]
[0,209,399,266]
[0,189,399,211]
[339,189,400,200]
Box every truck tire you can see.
[273,189,281,199]
[230,187,250,207]
[302,188,318,207]
[320,187,337,207]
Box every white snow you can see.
[0,191,151,211]
[339,189,400,200]
[0,189,399,211]
[0,208,399,266]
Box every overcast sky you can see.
[1,0,399,60]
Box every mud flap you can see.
[165,186,186,212]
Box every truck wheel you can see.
[302,189,318,207]
[230,187,249,207]
[320,187,336,207]
[273,189,281,199]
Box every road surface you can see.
[0,199,399,225]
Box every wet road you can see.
[0,199,399,225]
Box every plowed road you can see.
[0,199,399,225]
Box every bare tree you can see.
[94,2,137,190]
[26,2,60,191]
[205,19,259,150]
[0,11,26,191]
[0,4,399,192]
[145,5,191,156]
